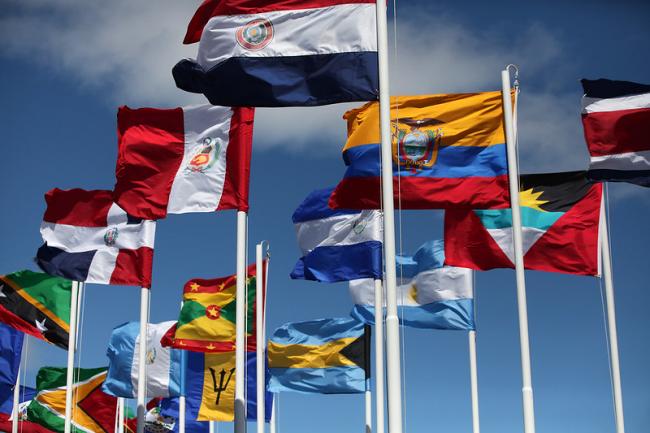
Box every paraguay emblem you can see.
[392,118,444,171]
[103,227,119,246]
[186,137,220,173]
[352,218,367,235]
[236,18,274,51]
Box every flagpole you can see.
[64,280,80,433]
[501,67,536,433]
[118,398,125,433]
[365,381,372,433]
[599,191,625,433]
[136,287,150,433]
[373,279,385,433]
[269,395,276,433]
[209,422,215,433]
[235,211,248,433]
[11,365,21,433]
[468,330,480,433]
[179,395,186,433]
[256,241,268,433]
[375,1,403,432]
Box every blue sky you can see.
[1,1,649,433]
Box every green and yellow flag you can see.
[161,263,264,352]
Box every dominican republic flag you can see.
[103,321,183,399]
[291,187,382,283]
[350,240,474,330]
[113,105,254,220]
[173,0,379,107]
[36,189,156,287]
[581,79,650,187]
[444,171,603,276]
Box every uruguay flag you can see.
[291,187,382,283]
[173,0,379,107]
[103,321,183,399]
[350,240,475,330]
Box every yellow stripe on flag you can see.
[267,337,359,369]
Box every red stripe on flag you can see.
[43,189,114,227]
[582,107,650,156]
[113,106,185,220]
[217,107,254,212]
[329,175,511,210]
[184,0,375,44]
[0,304,50,342]
[110,247,154,288]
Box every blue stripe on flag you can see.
[396,239,446,278]
[292,187,358,223]
[103,321,137,397]
[269,366,366,394]
[36,244,96,282]
[351,299,475,330]
[270,317,364,346]
[291,241,383,282]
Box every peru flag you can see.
[114,105,254,220]
[36,189,156,287]
[581,78,650,187]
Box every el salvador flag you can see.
[103,321,183,398]
[290,187,382,283]
[350,240,475,330]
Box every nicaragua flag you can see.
[291,187,382,283]
[350,240,475,330]
[173,0,379,107]
[36,189,156,287]
[103,321,183,399]
[581,78,650,187]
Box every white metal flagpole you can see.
[256,241,268,433]
[501,67,536,433]
[468,330,480,433]
[374,1,403,433]
[269,394,277,433]
[365,382,372,433]
[373,279,385,433]
[118,398,125,433]
[235,211,248,433]
[599,191,625,433]
[136,287,150,433]
[11,366,21,433]
[64,280,80,433]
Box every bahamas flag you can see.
[444,171,603,276]
[161,263,263,352]
[268,318,369,394]
[329,91,510,210]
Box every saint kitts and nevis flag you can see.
[329,91,511,210]
[27,367,117,433]
[444,171,603,276]
[0,270,71,349]
[161,263,265,352]
[36,189,156,287]
[173,0,379,107]
[113,105,255,220]
[581,78,650,187]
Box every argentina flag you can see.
[290,187,382,283]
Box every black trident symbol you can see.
[209,367,235,405]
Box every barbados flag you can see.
[444,171,603,276]
[268,317,369,394]
[329,91,510,210]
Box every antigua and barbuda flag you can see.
[113,105,255,220]
[291,187,382,283]
[444,171,603,276]
[172,0,379,107]
[36,189,156,287]
[103,321,183,399]
[581,78,650,187]
[350,240,474,330]
[329,91,510,210]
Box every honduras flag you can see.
[350,240,475,330]
[291,187,382,283]
[103,321,183,398]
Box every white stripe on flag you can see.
[582,92,650,113]
[40,220,155,253]
[295,210,382,254]
[130,321,177,398]
[86,249,118,284]
[589,149,650,170]
[197,3,377,70]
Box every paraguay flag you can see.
[173,0,379,107]
[444,171,603,276]
[36,189,156,287]
[581,78,650,187]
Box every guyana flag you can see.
[0,270,71,349]
[27,367,117,433]
[161,263,265,352]
[444,171,603,276]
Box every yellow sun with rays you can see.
[408,284,418,303]
[519,188,548,211]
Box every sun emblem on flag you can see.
[103,227,119,246]
[186,137,220,174]
[206,304,222,320]
[236,18,274,51]
[392,118,444,171]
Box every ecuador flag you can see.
[444,171,602,276]
[329,91,510,210]
[162,263,264,352]
[0,270,71,349]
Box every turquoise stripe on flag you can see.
[269,366,365,394]
[270,317,364,346]
[474,207,564,231]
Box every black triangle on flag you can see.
[339,325,371,378]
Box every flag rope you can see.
[72,282,87,429]
[18,335,30,433]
